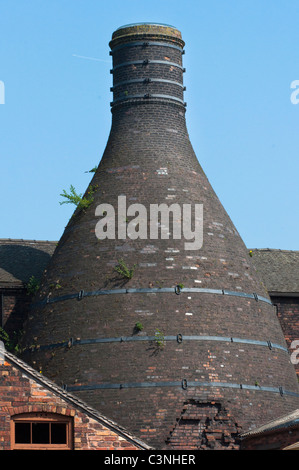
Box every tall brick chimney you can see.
[20,23,299,449]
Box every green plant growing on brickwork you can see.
[60,184,84,208]
[0,327,9,348]
[174,283,184,295]
[114,258,136,280]
[82,184,98,204]
[135,322,144,332]
[155,280,164,289]
[154,329,165,349]
[0,327,22,353]
[85,165,98,173]
[49,280,62,291]
[60,184,98,212]
[26,275,40,296]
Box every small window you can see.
[11,413,72,450]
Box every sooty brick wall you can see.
[0,289,32,338]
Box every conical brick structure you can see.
[20,23,299,449]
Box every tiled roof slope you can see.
[250,249,299,294]
[1,241,298,295]
[0,239,56,288]
[241,408,299,438]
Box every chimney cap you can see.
[110,22,184,48]
[115,22,177,31]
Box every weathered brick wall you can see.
[273,296,299,377]
[165,400,241,450]
[0,356,141,450]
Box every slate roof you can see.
[250,249,299,294]
[240,408,299,439]
[1,240,298,295]
[2,348,152,450]
[0,239,56,288]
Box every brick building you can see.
[0,347,150,450]
[250,249,299,377]
[0,239,56,340]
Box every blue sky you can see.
[0,0,298,250]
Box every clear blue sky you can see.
[0,0,298,250]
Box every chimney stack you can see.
[20,23,299,449]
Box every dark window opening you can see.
[51,423,67,444]
[32,422,50,444]
[12,414,71,449]
[15,423,31,444]
[15,421,67,445]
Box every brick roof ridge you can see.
[250,248,299,253]
[0,238,57,245]
[2,348,153,450]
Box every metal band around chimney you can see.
[31,286,272,308]
[65,380,299,398]
[25,334,289,354]
[111,78,185,90]
[111,59,185,73]
[110,41,184,55]
[111,94,186,107]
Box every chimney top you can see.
[110,22,184,48]
[115,22,177,30]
